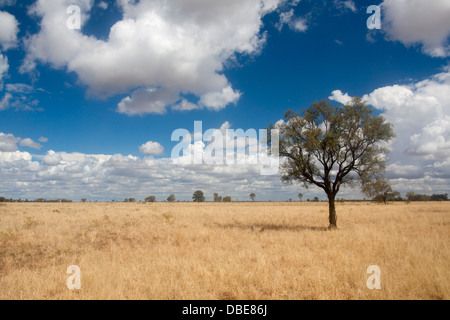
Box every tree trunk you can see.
[327,193,338,230]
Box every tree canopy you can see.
[193,190,205,202]
[274,97,395,229]
[362,177,399,204]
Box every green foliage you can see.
[430,194,448,201]
[223,196,232,202]
[145,196,156,202]
[277,98,394,194]
[193,190,205,202]
[167,194,176,202]
[406,192,448,201]
[275,97,395,228]
[362,177,400,204]
[0,197,72,203]
[213,193,222,202]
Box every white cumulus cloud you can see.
[0,11,18,50]
[20,138,43,150]
[0,123,294,201]
[381,0,450,57]
[329,90,353,105]
[42,150,63,166]
[21,0,292,115]
[139,141,165,156]
[333,66,450,190]
[198,85,242,111]
[0,150,32,163]
[0,132,20,151]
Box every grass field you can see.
[0,201,448,300]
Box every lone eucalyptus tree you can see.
[273,97,394,229]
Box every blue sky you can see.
[1,0,449,201]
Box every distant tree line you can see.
[212,192,232,202]
[0,197,73,203]
[1,191,447,204]
[363,192,448,203]
[405,192,448,202]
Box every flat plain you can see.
[0,201,448,300]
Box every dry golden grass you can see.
[0,201,449,300]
